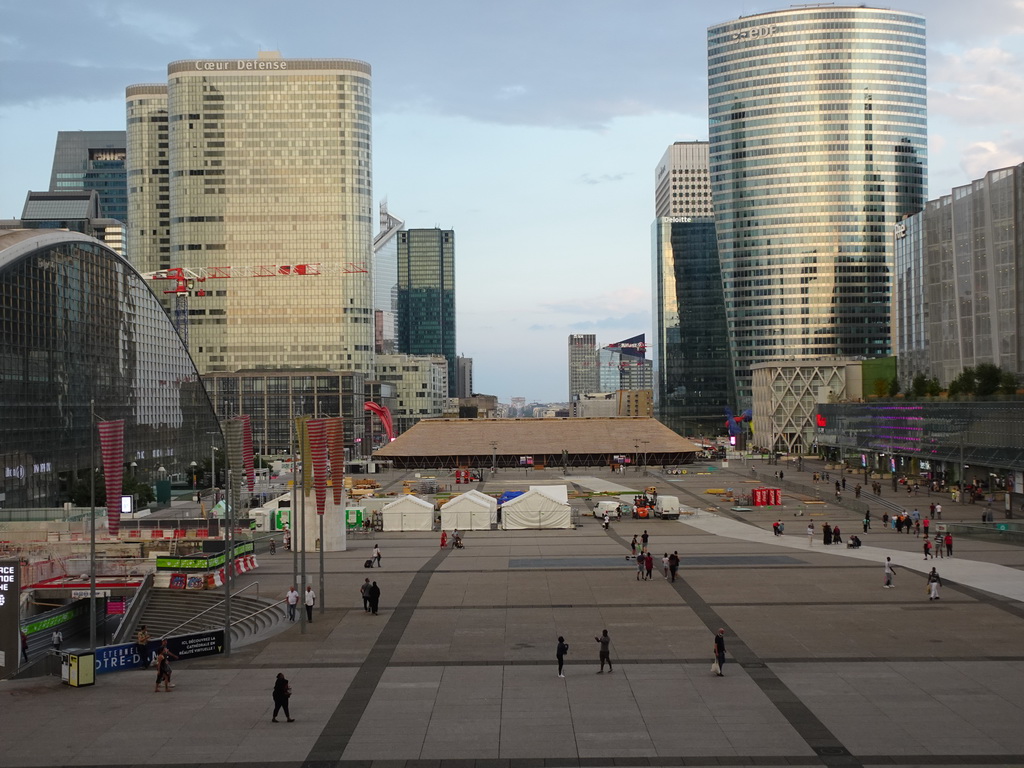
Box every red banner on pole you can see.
[240,414,255,492]
[308,418,328,515]
[97,419,125,537]
[326,417,344,506]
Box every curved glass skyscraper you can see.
[708,7,927,405]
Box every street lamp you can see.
[190,461,198,491]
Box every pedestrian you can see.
[451,528,460,547]
[136,624,151,668]
[832,524,842,545]
[842,476,847,491]
[630,535,638,556]
[661,553,670,578]
[594,629,613,673]
[778,521,784,535]
[285,585,299,621]
[368,581,381,615]
[927,568,942,600]
[271,672,295,722]
[51,629,63,651]
[882,512,889,529]
[923,538,932,559]
[304,585,316,622]
[641,530,649,550]
[360,578,371,612]
[283,528,291,551]
[713,628,726,676]
[772,520,780,536]
[636,554,646,580]
[944,532,953,557]
[934,533,944,558]
[153,640,177,692]
[556,635,569,678]
[645,552,654,581]
[863,515,869,533]
[440,530,448,549]
[668,551,680,582]
[923,517,930,538]
[914,520,921,537]
[806,521,814,546]
[823,522,832,546]
[935,503,942,520]
[883,556,896,588]
[373,543,382,567]
[21,631,29,663]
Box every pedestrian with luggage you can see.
[271,672,295,722]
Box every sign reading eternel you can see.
[0,560,20,674]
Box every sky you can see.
[2,1,1023,404]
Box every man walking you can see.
[713,629,726,676]
[944,532,953,557]
[304,585,316,623]
[285,585,299,621]
[51,629,63,651]
[883,556,896,588]
[360,578,371,612]
[927,567,943,600]
[594,629,613,673]
[935,502,942,520]
[668,551,680,582]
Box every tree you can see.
[872,378,888,398]
[926,377,942,397]
[948,367,976,397]
[911,373,929,397]
[1000,371,1019,395]
[887,377,901,397]
[974,363,1002,396]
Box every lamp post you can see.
[190,461,197,491]
[89,400,97,653]
[490,441,498,475]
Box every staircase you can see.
[132,589,289,648]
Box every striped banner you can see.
[307,418,328,515]
[326,416,344,506]
[240,415,255,492]
[223,418,244,508]
[97,419,125,537]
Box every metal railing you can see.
[230,599,287,629]
[161,581,262,638]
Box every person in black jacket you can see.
[368,581,381,615]
[272,672,295,722]
[556,636,569,678]
[713,629,726,676]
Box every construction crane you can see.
[141,262,367,349]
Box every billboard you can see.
[0,560,18,677]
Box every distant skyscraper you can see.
[654,142,712,219]
[397,228,456,395]
[568,334,598,401]
[456,355,473,399]
[49,131,128,225]
[126,52,375,376]
[708,7,927,405]
[373,201,404,354]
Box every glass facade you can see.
[567,333,598,401]
[126,55,375,376]
[203,370,366,457]
[708,8,927,406]
[373,203,404,354]
[397,229,456,395]
[652,218,734,436]
[0,230,222,508]
[49,131,128,225]
[920,165,1022,386]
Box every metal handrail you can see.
[161,581,262,638]
[229,599,287,628]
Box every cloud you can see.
[960,138,1024,179]
[578,172,630,185]
[930,46,1024,125]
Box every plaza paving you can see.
[2,460,1023,768]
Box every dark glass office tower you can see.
[653,218,734,437]
[397,228,456,395]
[48,131,128,225]
[708,7,927,406]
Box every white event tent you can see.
[500,488,572,530]
[381,494,435,532]
[440,490,496,531]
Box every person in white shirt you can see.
[285,586,299,621]
[304,585,316,622]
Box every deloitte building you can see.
[708,7,927,406]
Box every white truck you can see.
[594,500,623,520]
[654,495,681,520]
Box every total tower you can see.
[708,7,927,405]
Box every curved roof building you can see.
[0,229,222,508]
